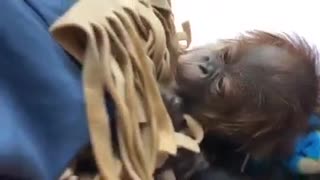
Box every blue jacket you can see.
[1,0,319,180]
[0,0,91,179]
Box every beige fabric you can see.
[150,0,171,10]
[155,169,176,180]
[176,21,192,49]
[50,0,201,179]
[298,158,320,174]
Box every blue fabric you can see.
[0,0,93,179]
[246,114,320,178]
[300,132,320,160]
[308,114,320,128]
[284,114,320,174]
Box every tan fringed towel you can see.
[50,0,202,179]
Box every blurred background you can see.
[172,0,320,73]
[172,0,319,48]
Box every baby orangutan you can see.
[159,31,319,179]
[69,31,319,180]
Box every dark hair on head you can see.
[209,31,319,157]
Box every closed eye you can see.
[216,77,224,96]
[220,49,231,64]
[210,77,225,97]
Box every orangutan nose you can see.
[198,57,216,76]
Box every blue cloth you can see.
[308,113,320,128]
[0,0,94,179]
[284,114,320,174]
[246,114,320,178]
